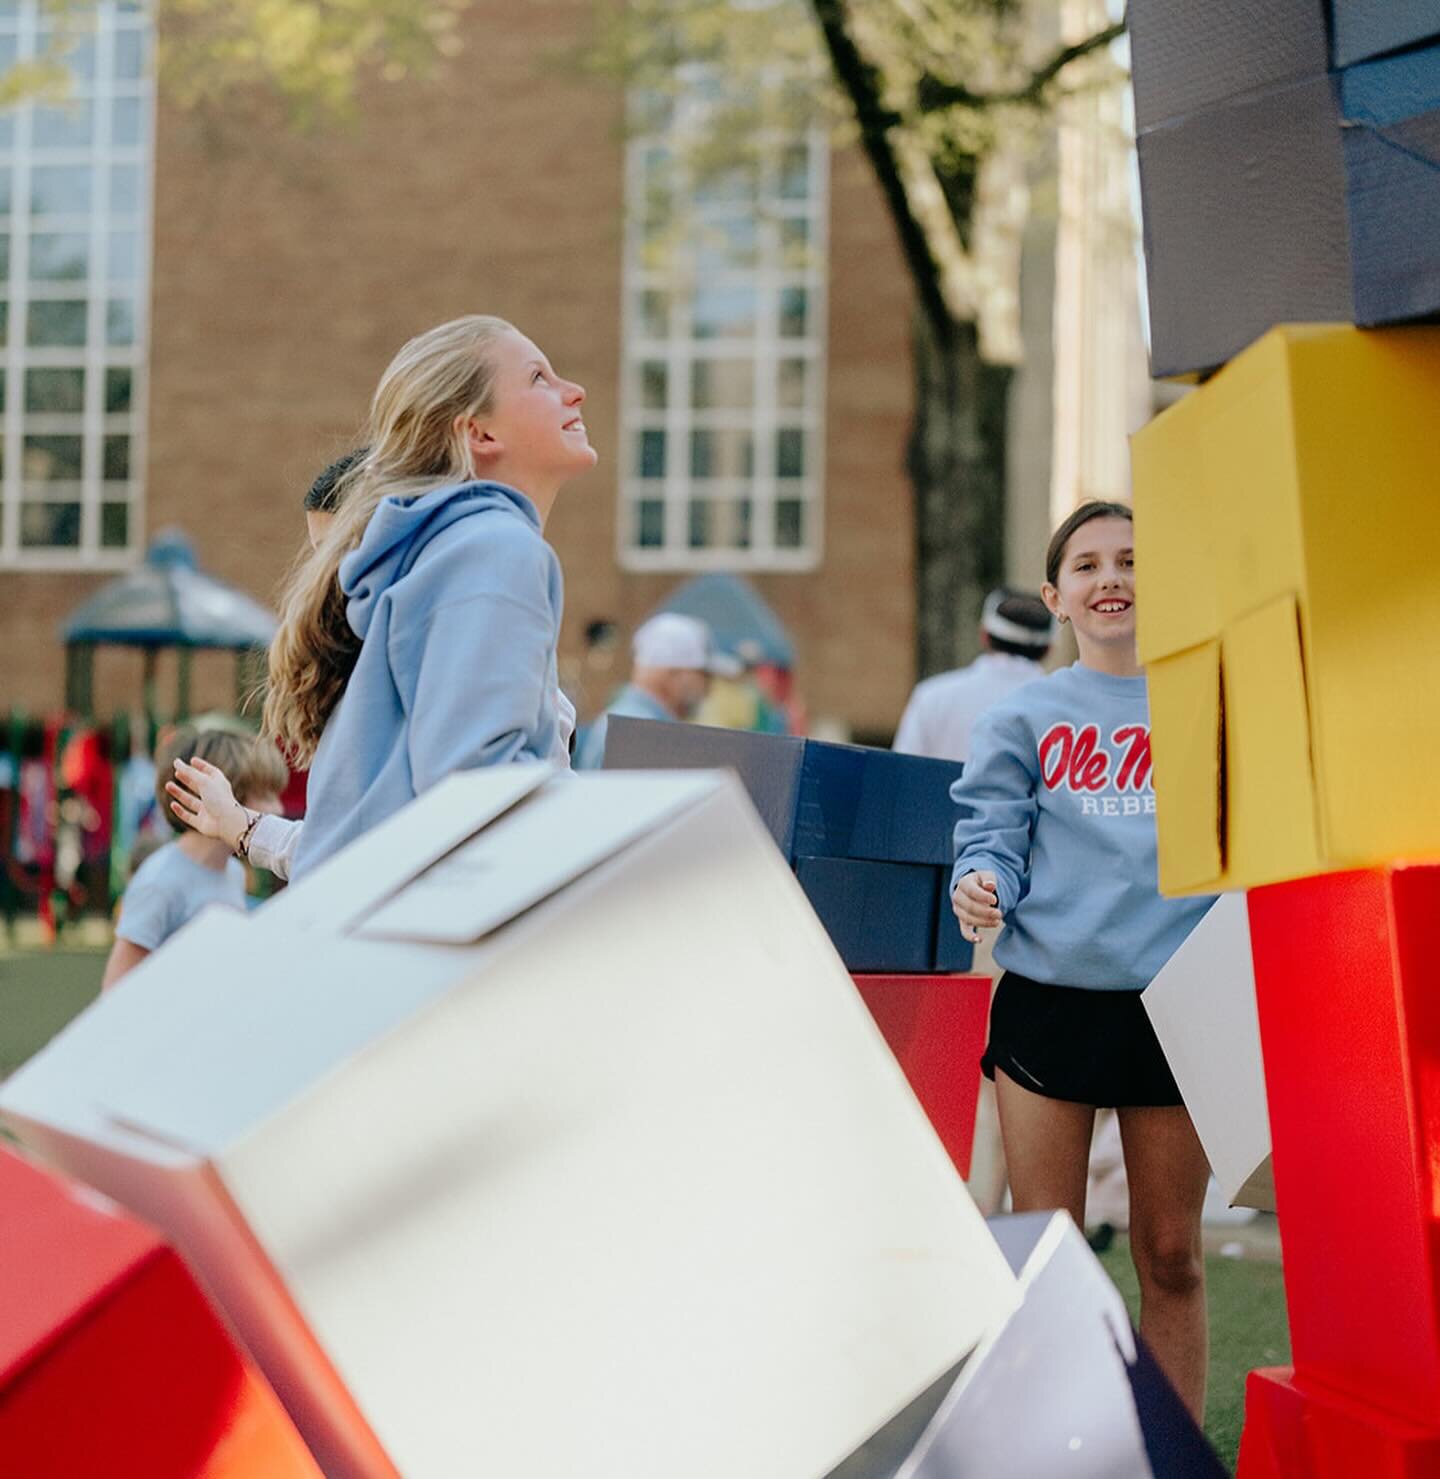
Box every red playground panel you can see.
[1238,1367,1440,1479]
[0,1147,321,1478]
[852,972,990,1178]
[1243,862,1440,1459]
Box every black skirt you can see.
[981,970,1183,1109]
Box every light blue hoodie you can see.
[950,663,1213,990]
[292,481,564,878]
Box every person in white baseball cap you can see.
[573,613,739,769]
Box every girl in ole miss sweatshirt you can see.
[950,500,1215,1422]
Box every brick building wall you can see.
[0,1,919,737]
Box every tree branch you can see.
[808,0,955,343]
[916,20,1126,114]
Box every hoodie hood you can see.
[340,481,542,640]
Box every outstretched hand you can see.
[951,869,1003,944]
[166,756,249,851]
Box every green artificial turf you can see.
[1099,1237,1291,1474]
[0,943,105,1078]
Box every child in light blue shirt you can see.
[103,727,287,988]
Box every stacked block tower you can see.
[1127,2,1440,1473]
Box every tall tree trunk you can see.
[909,311,1012,680]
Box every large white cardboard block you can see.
[1,769,1019,1479]
[1142,894,1274,1210]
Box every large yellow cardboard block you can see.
[1133,323,1440,894]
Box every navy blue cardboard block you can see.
[603,716,963,867]
[1341,41,1440,323]
[1137,71,1352,378]
[1331,0,1440,68]
[793,857,936,974]
[1127,0,1327,132]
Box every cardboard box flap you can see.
[1142,895,1274,1210]
[1136,328,1308,664]
[1332,0,1440,69]
[1133,399,1220,665]
[1,910,473,1160]
[1149,642,1225,896]
[263,765,550,934]
[1223,594,1323,884]
[356,771,728,944]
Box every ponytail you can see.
[264,314,514,763]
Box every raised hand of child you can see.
[166,756,249,852]
[952,869,1002,943]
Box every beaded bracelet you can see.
[234,807,261,862]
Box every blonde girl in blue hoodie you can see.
[170,315,594,880]
[950,500,1214,1421]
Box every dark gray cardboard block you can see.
[1128,0,1328,132]
[603,716,963,867]
[604,717,806,853]
[1331,0,1440,68]
[1138,72,1353,378]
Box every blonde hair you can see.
[156,726,290,832]
[264,315,516,764]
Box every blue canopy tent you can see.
[654,572,795,669]
[60,530,278,722]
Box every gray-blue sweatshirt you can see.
[292,481,564,878]
[950,663,1213,990]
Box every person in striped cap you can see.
[892,588,1056,762]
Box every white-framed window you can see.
[0,0,153,569]
[619,76,828,571]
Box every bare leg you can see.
[964,945,1010,1216]
[1118,1104,1211,1421]
[993,1068,1096,1227]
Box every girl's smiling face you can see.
[1043,515,1136,657]
[461,330,598,505]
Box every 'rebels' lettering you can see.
[1039,722,1154,795]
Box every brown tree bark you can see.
[908,313,1013,678]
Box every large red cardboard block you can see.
[0,1147,320,1478]
[853,974,990,1178]
[1248,863,1440,1422]
[1238,1367,1440,1478]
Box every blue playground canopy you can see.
[61,531,277,650]
[655,573,795,669]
